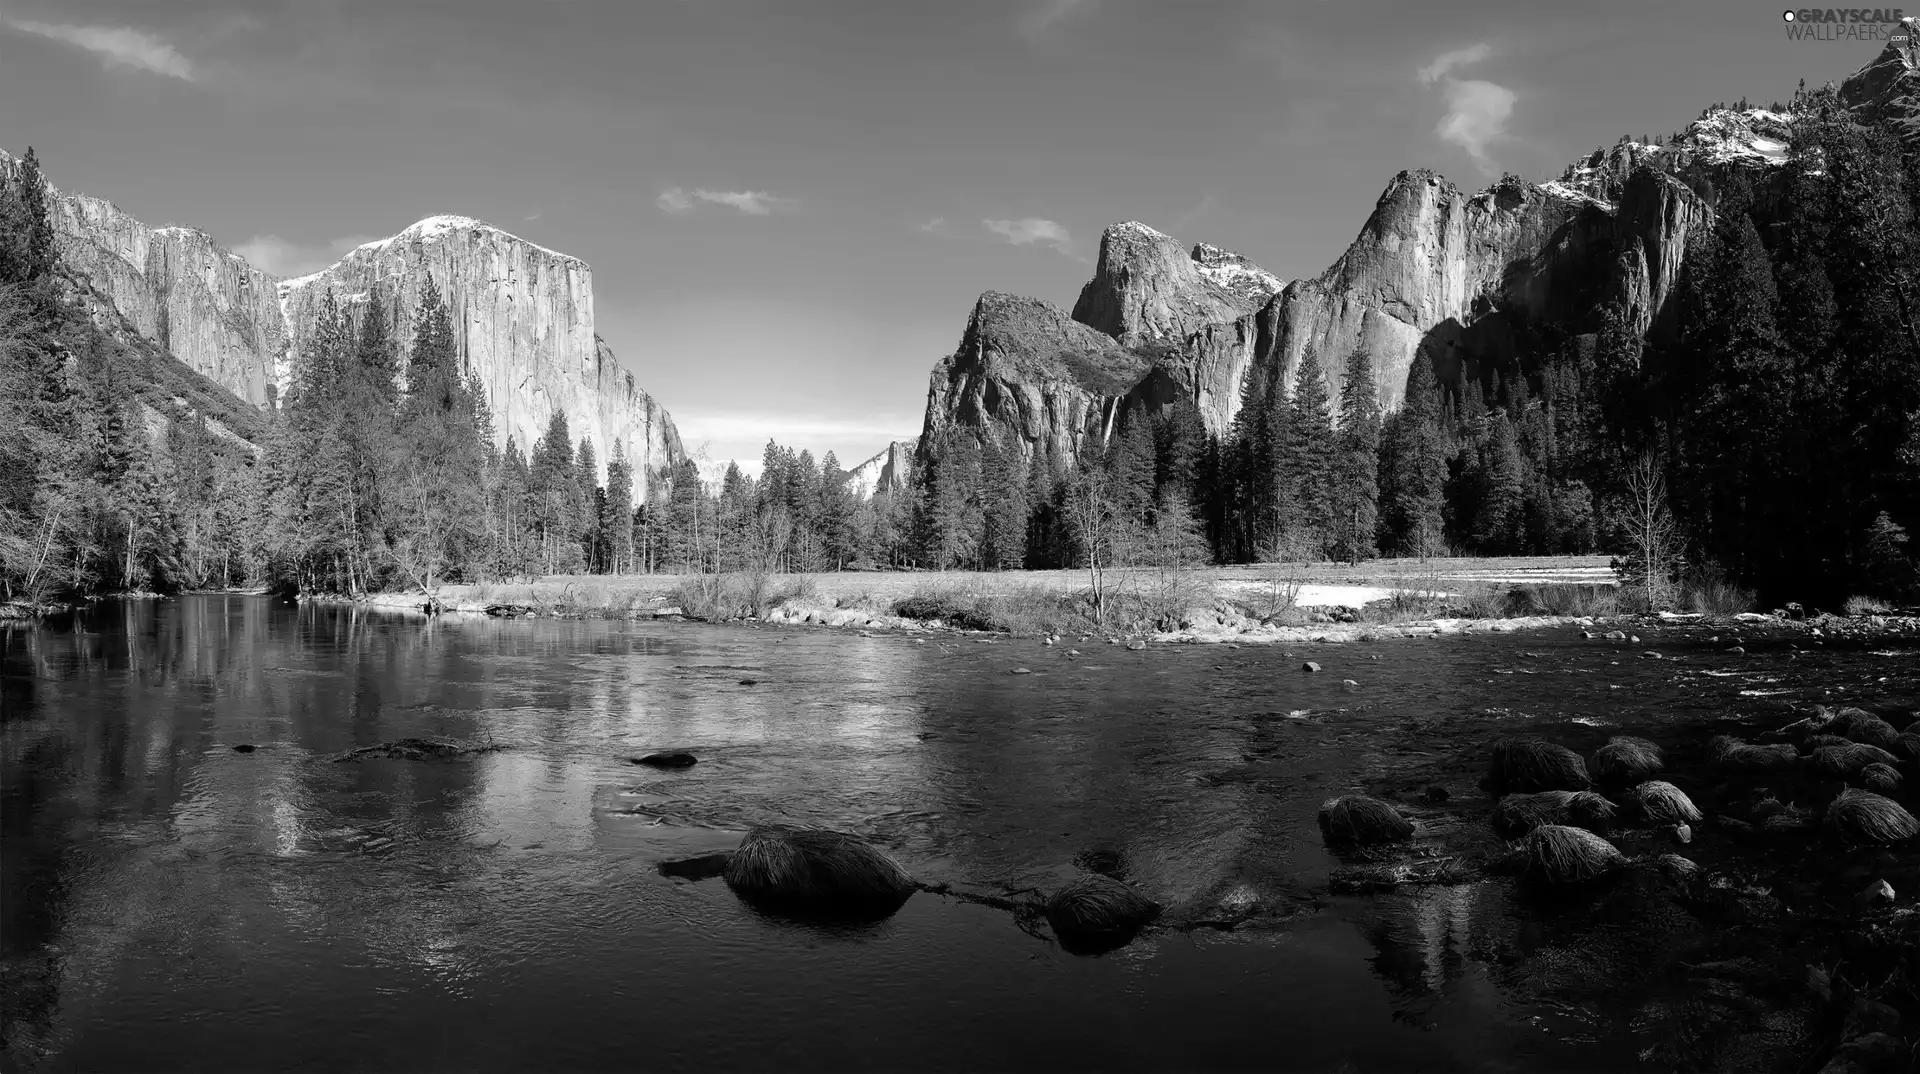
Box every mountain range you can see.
[4,19,1915,503]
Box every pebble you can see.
[1303,661,1322,673]
[1043,638,1054,646]
[1340,679,1360,689]
[1011,668,1031,675]
[739,678,758,685]
[1630,635,1641,643]
[1861,879,1895,905]
[1729,645,1746,653]
[1127,640,1146,651]
[1644,651,1663,659]
[1067,649,1080,656]
[1671,823,1692,845]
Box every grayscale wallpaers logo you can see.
[1782,7,1913,50]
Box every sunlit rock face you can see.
[3,150,682,494]
[847,439,917,499]
[276,216,682,488]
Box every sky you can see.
[0,0,1899,475]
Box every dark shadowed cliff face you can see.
[920,292,1154,469]
[1,151,683,494]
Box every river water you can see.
[2,595,1914,1072]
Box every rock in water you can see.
[1302,661,1322,673]
[1490,790,1617,839]
[1318,795,1416,846]
[722,826,916,915]
[632,751,698,769]
[1044,874,1160,953]
[1629,781,1703,826]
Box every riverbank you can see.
[327,557,1920,647]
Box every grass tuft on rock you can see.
[1490,790,1617,839]
[1824,789,1919,846]
[1827,707,1901,750]
[1708,736,1799,774]
[1489,736,1592,793]
[1892,732,1920,761]
[722,826,916,913]
[1655,853,1700,884]
[1630,780,1703,825]
[1592,736,1663,784]
[1809,741,1900,778]
[1317,795,1416,847]
[1522,824,1626,885]
[1859,762,1903,794]
[1044,873,1160,949]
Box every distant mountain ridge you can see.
[0,151,683,495]
[914,21,1919,475]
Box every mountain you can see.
[2,151,683,494]
[846,438,917,499]
[914,25,1918,474]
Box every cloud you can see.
[3,19,197,80]
[982,217,1073,255]
[655,186,796,216]
[1418,44,1515,175]
[917,217,946,233]
[1018,0,1098,42]
[1417,43,1491,84]
[230,233,380,278]
[1434,78,1516,174]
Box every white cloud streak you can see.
[982,217,1073,254]
[655,186,796,216]
[1018,0,1099,42]
[3,19,197,80]
[230,233,379,278]
[1417,44,1514,175]
[1417,43,1491,85]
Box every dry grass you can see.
[1044,874,1159,943]
[1317,795,1416,846]
[1488,736,1593,793]
[1844,595,1895,616]
[1860,763,1903,794]
[1629,781,1703,825]
[1491,790,1618,839]
[1592,736,1664,784]
[1826,707,1901,750]
[721,826,916,911]
[1825,789,1919,846]
[1708,736,1800,774]
[1809,741,1901,778]
[1523,825,1626,885]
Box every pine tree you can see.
[605,442,634,574]
[1104,403,1157,527]
[1285,344,1336,555]
[978,430,1030,569]
[1330,346,1380,562]
[1471,411,1527,554]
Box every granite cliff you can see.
[846,439,917,499]
[2,151,682,494]
[915,29,1912,476]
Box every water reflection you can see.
[3,596,1909,1071]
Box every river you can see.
[2,595,1914,1071]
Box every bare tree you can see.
[1617,452,1681,611]
[1066,465,1125,626]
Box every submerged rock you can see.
[631,751,698,769]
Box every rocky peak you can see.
[1071,220,1266,345]
[1840,16,1920,142]
[846,438,917,499]
[1190,242,1287,313]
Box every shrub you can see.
[1844,595,1894,616]
[1824,789,1919,846]
[1629,780,1702,825]
[722,826,917,913]
[1489,736,1592,792]
[1680,565,1756,615]
[1318,795,1416,846]
[1508,583,1622,618]
[1523,825,1626,885]
[1592,736,1663,784]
